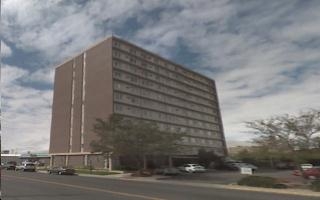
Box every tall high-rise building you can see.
[49,36,227,168]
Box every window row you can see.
[117,115,222,140]
[113,40,213,87]
[113,80,217,116]
[112,52,215,99]
[113,68,216,108]
[114,91,218,123]
[184,146,224,155]
[181,137,223,147]
[155,122,221,139]
[114,103,220,131]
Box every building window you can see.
[131,76,138,83]
[129,48,136,54]
[130,58,136,64]
[115,93,122,100]
[142,62,147,67]
[130,65,137,73]
[113,51,120,57]
[116,83,121,89]
[115,104,122,111]
[114,71,121,78]
[113,41,120,47]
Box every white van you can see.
[15,162,36,172]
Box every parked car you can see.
[236,163,258,171]
[178,164,206,173]
[163,167,181,175]
[224,161,258,171]
[154,167,181,175]
[293,166,320,179]
[300,163,313,170]
[48,166,75,175]
[5,161,17,170]
[302,167,320,179]
[15,162,36,172]
[223,161,239,170]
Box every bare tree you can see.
[284,109,320,149]
[246,117,296,152]
[246,109,320,151]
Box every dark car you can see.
[5,161,17,170]
[223,161,241,170]
[48,166,75,175]
[154,167,181,175]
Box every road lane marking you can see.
[2,175,166,200]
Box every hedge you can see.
[238,176,287,189]
[311,180,320,192]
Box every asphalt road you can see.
[1,170,318,200]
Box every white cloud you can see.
[1,0,166,64]
[2,65,53,153]
[1,0,320,152]
[26,68,55,85]
[130,1,320,146]
[1,40,13,57]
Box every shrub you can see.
[75,165,94,170]
[75,168,120,175]
[311,180,320,192]
[238,176,287,189]
[131,169,153,177]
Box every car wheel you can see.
[58,171,62,175]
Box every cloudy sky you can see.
[1,0,320,153]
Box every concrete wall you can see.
[49,61,73,153]
[50,37,114,154]
[68,155,84,167]
[83,38,113,152]
[52,155,66,166]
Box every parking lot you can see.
[162,169,309,186]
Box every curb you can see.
[77,173,132,178]
[37,170,132,178]
[37,170,48,174]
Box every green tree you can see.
[198,149,221,168]
[91,114,184,170]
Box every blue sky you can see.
[2,0,320,153]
